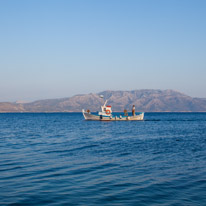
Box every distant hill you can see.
[0,90,206,112]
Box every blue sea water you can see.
[0,113,206,206]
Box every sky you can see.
[0,0,206,102]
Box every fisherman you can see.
[132,105,135,116]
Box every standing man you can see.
[132,105,135,116]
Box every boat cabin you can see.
[98,100,112,116]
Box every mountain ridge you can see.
[0,89,206,112]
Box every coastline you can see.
[1,111,206,114]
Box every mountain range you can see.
[0,89,206,112]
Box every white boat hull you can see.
[82,110,144,121]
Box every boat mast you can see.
[103,100,108,107]
[100,95,107,107]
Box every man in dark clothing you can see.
[132,105,135,116]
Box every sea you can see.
[0,112,206,206]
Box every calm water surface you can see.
[0,113,206,205]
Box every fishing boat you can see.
[82,99,144,121]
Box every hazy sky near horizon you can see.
[0,0,206,102]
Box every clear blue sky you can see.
[0,0,206,102]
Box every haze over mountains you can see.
[0,90,206,112]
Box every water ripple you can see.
[0,113,206,205]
